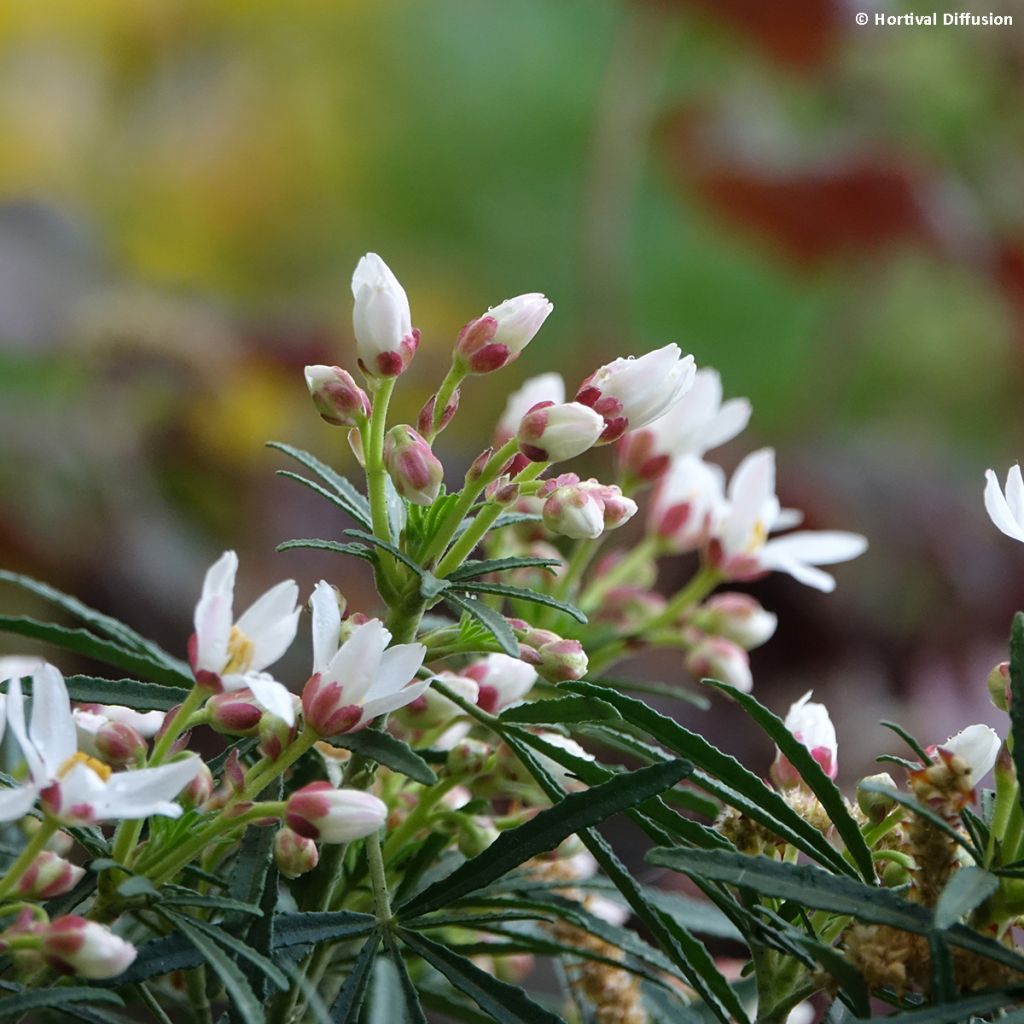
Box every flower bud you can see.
[685,636,752,693]
[592,587,666,630]
[401,673,479,729]
[181,762,215,810]
[648,456,726,553]
[274,827,320,879]
[517,402,604,463]
[417,387,460,436]
[617,428,671,484]
[464,654,538,713]
[540,477,637,540]
[856,772,898,824]
[17,851,85,900]
[21,818,74,856]
[771,691,838,787]
[259,710,299,761]
[206,689,264,736]
[286,783,388,843]
[304,365,372,427]
[447,737,496,776]
[457,815,501,857]
[41,917,137,979]
[383,425,444,506]
[351,253,419,377]
[591,551,658,591]
[455,294,553,375]
[73,710,147,767]
[694,593,778,650]
[535,639,588,683]
[988,661,1010,711]
[575,344,696,443]
[496,373,566,445]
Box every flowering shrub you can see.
[0,253,1021,1022]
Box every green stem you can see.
[427,363,465,442]
[418,438,520,567]
[578,535,657,612]
[0,818,57,902]
[641,565,721,632]
[365,830,392,922]
[987,764,1018,866]
[185,964,214,1024]
[382,776,462,861]
[366,377,397,541]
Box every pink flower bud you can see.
[304,365,371,426]
[517,402,604,463]
[694,593,778,650]
[575,344,696,443]
[93,721,147,767]
[464,654,538,713]
[617,428,671,484]
[534,638,588,683]
[286,783,388,843]
[447,737,496,776]
[259,710,299,761]
[17,851,85,900]
[496,373,566,445]
[541,478,636,540]
[206,689,264,736]
[383,425,444,505]
[351,253,419,377]
[455,294,552,374]
[417,387,460,436]
[41,916,137,979]
[274,827,320,879]
[685,635,752,693]
[592,587,667,630]
[224,749,246,793]
[771,691,838,787]
[485,475,520,506]
[181,762,215,810]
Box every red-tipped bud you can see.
[464,654,538,712]
[383,425,444,506]
[304,365,371,427]
[517,402,604,463]
[988,661,1010,711]
[447,737,496,776]
[467,447,495,482]
[274,827,320,879]
[541,478,637,540]
[17,851,85,900]
[693,593,778,650]
[223,749,246,793]
[485,475,520,507]
[455,294,552,375]
[92,722,147,768]
[285,783,388,843]
[181,762,215,810]
[259,711,298,761]
[351,253,419,377]
[592,587,667,630]
[616,428,670,484]
[41,916,137,979]
[685,636,752,693]
[418,387,461,436]
[207,689,264,736]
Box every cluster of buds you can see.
[510,620,588,682]
[383,425,444,505]
[537,474,637,540]
[73,703,164,768]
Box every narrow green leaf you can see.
[418,571,448,600]
[276,539,375,563]
[1010,612,1024,816]
[398,929,564,1024]
[703,681,875,882]
[369,956,405,1024]
[328,933,379,1022]
[444,594,518,656]
[0,616,192,687]
[499,696,621,726]
[162,892,263,916]
[455,582,587,624]
[268,442,372,527]
[0,988,124,1019]
[271,911,377,949]
[647,848,1024,976]
[59,676,189,712]
[276,958,333,1024]
[325,730,437,786]
[880,719,931,763]
[563,681,854,878]
[165,914,264,1024]
[383,937,430,1024]
[115,935,200,982]
[934,866,999,929]
[448,556,561,582]
[226,778,279,931]
[344,529,423,575]
[399,759,691,919]
[864,988,1024,1022]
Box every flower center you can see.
[224,625,255,675]
[748,520,768,552]
[58,751,112,781]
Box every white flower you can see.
[0,664,201,825]
[773,691,838,785]
[576,343,696,442]
[686,636,752,693]
[302,582,429,736]
[464,654,538,714]
[649,456,726,552]
[619,368,751,481]
[711,449,867,592]
[984,464,1024,542]
[42,916,137,979]
[286,783,388,843]
[940,724,1000,785]
[517,401,605,463]
[190,551,300,725]
[489,294,552,352]
[351,252,418,376]
[496,373,565,444]
[86,704,165,738]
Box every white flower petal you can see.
[1007,464,1024,525]
[941,724,1000,784]
[311,581,343,675]
[99,756,202,819]
[0,782,40,822]
[193,593,232,673]
[985,468,1024,542]
[29,664,77,778]
[360,678,431,723]
[243,673,296,727]
[723,448,775,555]
[365,643,427,701]
[760,531,868,566]
[4,679,45,783]
[701,397,752,452]
[324,619,390,705]
[236,580,300,670]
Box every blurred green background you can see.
[1,0,1022,778]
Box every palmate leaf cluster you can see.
[0,446,1022,1023]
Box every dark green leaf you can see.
[276,539,375,563]
[60,676,189,712]
[162,892,263,916]
[0,988,124,1019]
[448,556,562,582]
[934,866,999,929]
[646,848,1024,976]
[117,875,159,900]
[325,730,437,786]
[499,696,621,726]
[418,571,448,600]
[880,720,931,763]
[589,676,711,708]
[226,777,280,929]
[444,594,518,657]
[162,914,264,1024]
[1010,612,1024,816]
[369,956,405,1024]
[271,911,377,949]
[399,759,691,919]
[455,582,587,624]
[398,930,563,1024]
[704,681,875,882]
[344,529,423,575]
[268,442,372,527]
[382,937,429,1024]
[563,681,854,878]
[328,933,379,1022]
[864,988,1024,1022]
[114,935,200,982]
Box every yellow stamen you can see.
[748,520,767,551]
[59,751,112,781]
[224,625,255,675]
